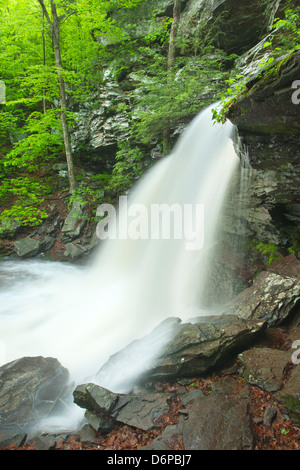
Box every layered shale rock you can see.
[228,50,300,249]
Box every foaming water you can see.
[0,106,240,429]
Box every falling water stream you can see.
[0,106,241,431]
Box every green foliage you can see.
[3,110,66,172]
[106,141,146,196]
[272,7,300,52]
[212,6,300,124]
[132,48,230,144]
[70,173,109,206]
[251,240,283,267]
[211,74,247,124]
[0,0,146,232]
[0,109,19,143]
[0,176,49,232]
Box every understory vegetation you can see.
[0,0,299,237]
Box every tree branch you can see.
[37,0,52,28]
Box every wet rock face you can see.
[70,86,128,172]
[0,357,70,441]
[69,0,282,172]
[96,315,264,386]
[228,50,300,249]
[96,257,300,386]
[229,51,300,136]
[179,0,280,54]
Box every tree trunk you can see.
[163,0,181,153]
[42,8,46,115]
[38,0,76,194]
[167,0,181,70]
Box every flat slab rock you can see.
[141,378,254,451]
[73,383,172,432]
[98,267,300,385]
[238,347,291,392]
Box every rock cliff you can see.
[228,50,300,251]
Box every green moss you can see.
[281,395,300,425]
[250,240,283,267]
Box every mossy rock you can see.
[275,367,300,425]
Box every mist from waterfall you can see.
[0,105,240,429]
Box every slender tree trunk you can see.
[38,0,76,194]
[51,0,76,194]
[163,0,181,153]
[167,0,181,70]
[42,9,46,115]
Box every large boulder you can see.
[13,235,56,259]
[73,383,173,432]
[238,347,291,392]
[141,377,254,450]
[14,238,41,258]
[97,315,264,386]
[97,263,299,385]
[0,357,70,441]
[181,378,254,450]
[225,270,300,327]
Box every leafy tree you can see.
[0,0,143,232]
[106,141,147,197]
[38,0,77,194]
[131,48,230,146]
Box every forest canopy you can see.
[0,0,299,234]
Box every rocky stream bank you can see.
[0,0,299,451]
[0,254,299,451]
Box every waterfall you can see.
[0,105,240,419]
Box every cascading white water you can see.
[0,106,240,425]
